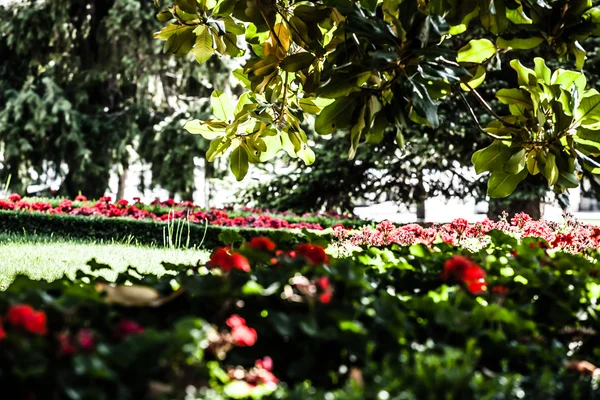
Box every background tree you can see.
[0,0,235,199]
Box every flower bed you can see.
[2,232,600,398]
[333,213,600,254]
[0,194,361,230]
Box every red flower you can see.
[209,248,234,271]
[57,332,76,356]
[232,253,251,272]
[295,244,329,265]
[317,276,333,303]
[209,248,251,272]
[77,329,95,350]
[492,285,509,295]
[317,276,331,290]
[8,193,21,202]
[441,256,486,294]
[319,291,333,304]
[114,320,144,340]
[0,318,6,341]
[247,236,277,252]
[7,304,48,335]
[117,199,129,207]
[74,194,87,202]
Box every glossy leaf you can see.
[230,145,249,181]
[280,53,316,72]
[191,26,214,64]
[487,168,528,198]
[456,39,496,63]
[315,97,356,135]
[496,37,544,50]
[210,90,234,121]
[472,141,512,174]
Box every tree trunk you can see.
[416,201,426,221]
[116,165,128,200]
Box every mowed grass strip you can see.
[0,234,209,289]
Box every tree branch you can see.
[451,84,511,141]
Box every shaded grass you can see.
[0,234,209,289]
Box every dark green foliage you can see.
[2,231,600,398]
[0,0,233,198]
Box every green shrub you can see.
[0,210,329,249]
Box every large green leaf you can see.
[191,26,214,64]
[407,79,439,128]
[504,149,526,174]
[175,0,197,14]
[487,168,528,198]
[472,141,512,174]
[509,59,535,86]
[210,90,234,121]
[280,52,315,72]
[496,88,532,108]
[230,145,249,181]
[544,152,559,185]
[206,138,232,162]
[314,97,356,135]
[533,58,551,84]
[349,103,366,159]
[496,36,543,50]
[184,119,227,139]
[456,39,496,63]
[460,65,486,91]
[574,94,600,128]
[552,69,586,94]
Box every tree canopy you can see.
[155,0,600,198]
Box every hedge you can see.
[0,210,331,249]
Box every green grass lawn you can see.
[0,234,209,289]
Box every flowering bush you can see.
[1,231,600,398]
[0,195,361,231]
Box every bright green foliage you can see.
[472,58,600,196]
[155,0,600,196]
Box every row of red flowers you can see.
[0,194,325,230]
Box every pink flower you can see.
[231,324,257,347]
[114,320,144,340]
[226,314,257,347]
[77,329,95,350]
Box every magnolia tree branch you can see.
[451,83,511,141]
